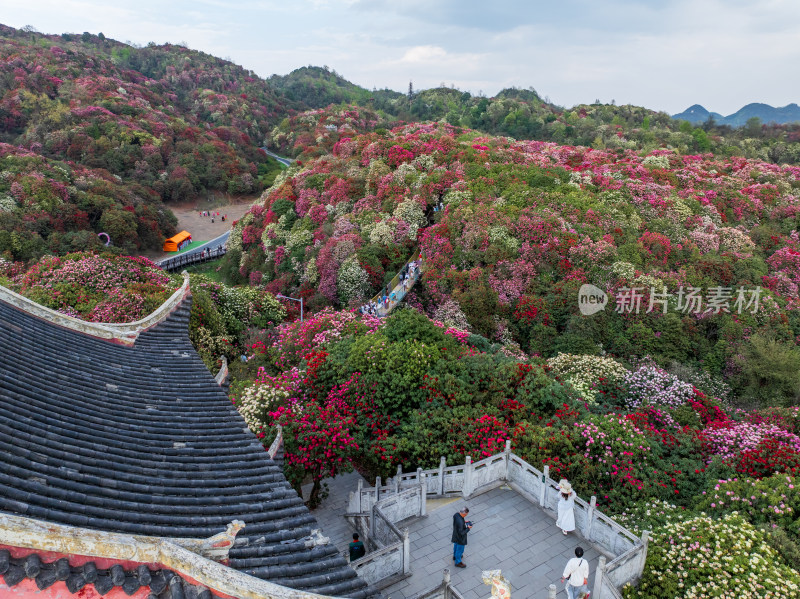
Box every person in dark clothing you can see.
[451,507,471,567]
[348,533,366,562]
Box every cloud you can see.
[399,46,449,64]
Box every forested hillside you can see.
[228,119,800,406]
[222,119,800,597]
[2,22,799,262]
[269,68,800,164]
[0,24,288,257]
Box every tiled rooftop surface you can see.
[0,296,367,597]
[0,549,218,598]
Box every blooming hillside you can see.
[228,120,800,405]
[0,144,177,260]
[0,26,286,200]
[231,304,800,595]
[269,68,800,163]
[2,252,179,322]
[0,24,291,257]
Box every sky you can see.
[4,0,799,115]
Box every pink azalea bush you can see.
[12,252,178,322]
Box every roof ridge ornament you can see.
[175,520,246,563]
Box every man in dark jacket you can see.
[451,507,471,567]
[348,533,366,562]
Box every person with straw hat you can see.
[557,479,576,535]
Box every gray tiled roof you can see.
[0,548,218,599]
[0,296,368,597]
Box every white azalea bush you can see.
[642,154,670,169]
[624,511,800,599]
[624,365,696,409]
[433,299,471,331]
[393,198,427,240]
[546,353,628,402]
[368,219,395,245]
[337,255,370,305]
[234,368,301,432]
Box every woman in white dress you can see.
[556,479,576,535]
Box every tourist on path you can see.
[561,546,590,599]
[348,533,365,562]
[557,479,576,535]
[451,507,471,568]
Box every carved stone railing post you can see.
[639,530,650,576]
[356,479,363,513]
[539,465,549,507]
[463,456,473,498]
[402,529,410,575]
[266,425,282,460]
[419,474,427,517]
[548,583,557,599]
[594,555,606,598]
[438,456,446,495]
[443,569,451,599]
[503,439,512,479]
[586,495,597,539]
[375,476,381,503]
[214,356,228,386]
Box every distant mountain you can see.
[672,104,723,125]
[674,103,800,126]
[724,103,800,127]
[268,66,403,110]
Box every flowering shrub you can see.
[13,252,178,322]
[432,299,471,331]
[271,398,360,508]
[254,308,383,370]
[234,367,302,431]
[623,365,696,409]
[702,420,800,469]
[337,256,370,305]
[547,353,628,402]
[572,414,668,508]
[455,414,513,459]
[626,512,800,599]
[696,474,799,536]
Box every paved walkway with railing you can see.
[379,485,598,599]
[362,253,423,318]
[303,471,368,561]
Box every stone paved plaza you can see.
[308,475,600,599]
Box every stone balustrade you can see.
[346,483,426,589]
[350,441,647,598]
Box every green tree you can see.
[736,335,800,406]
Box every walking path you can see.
[362,255,423,318]
[383,486,600,599]
[303,472,367,561]
[306,474,601,599]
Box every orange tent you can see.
[163,230,192,252]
